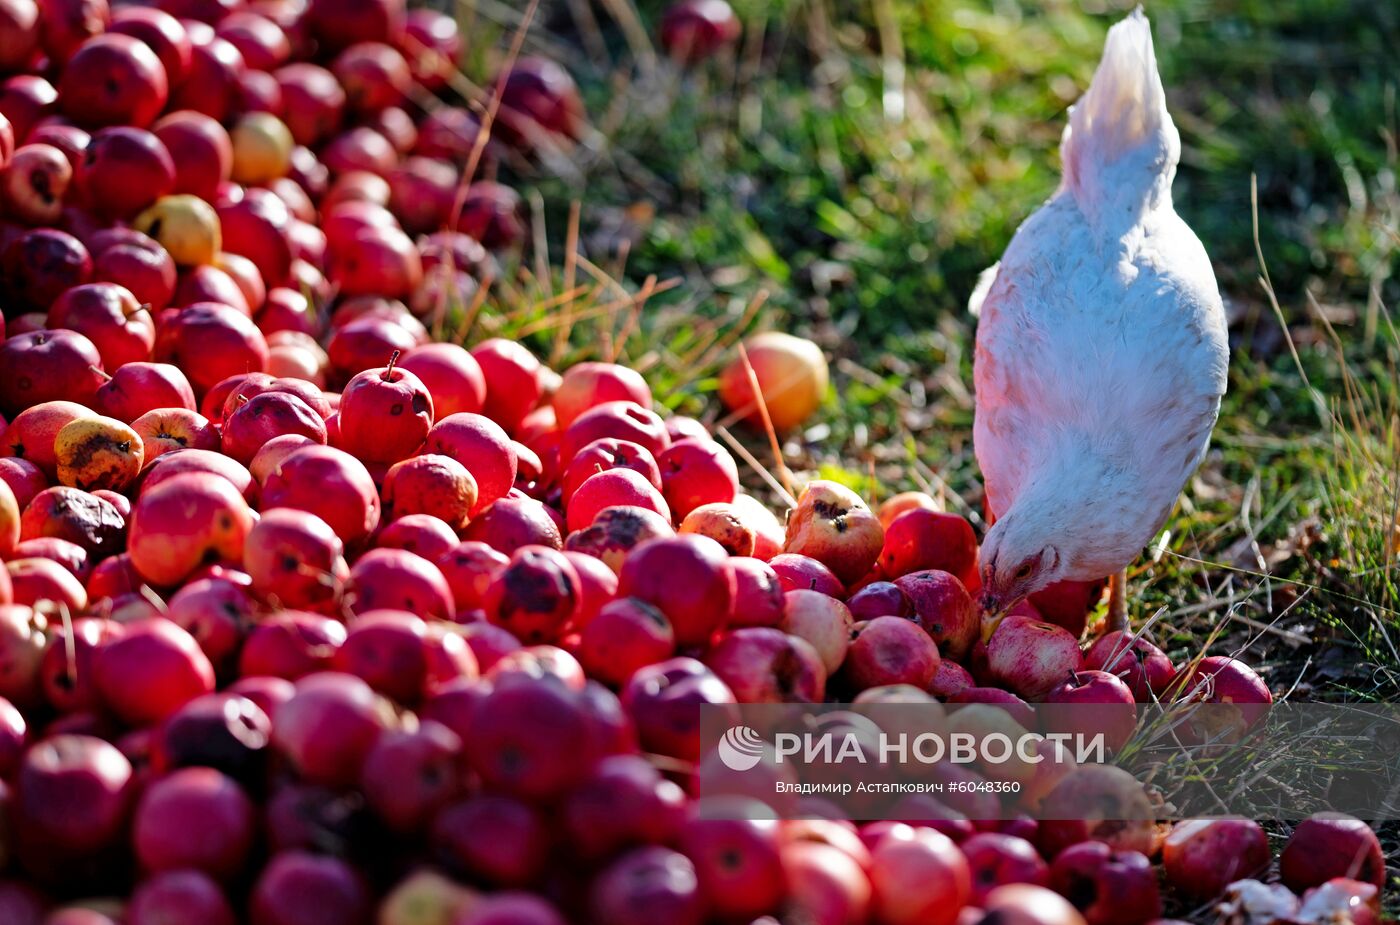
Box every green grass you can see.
[448,0,1400,703]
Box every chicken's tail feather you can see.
[1060,7,1179,223]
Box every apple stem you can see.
[383,349,401,381]
[1067,669,1081,686]
[90,365,112,382]
[131,303,152,318]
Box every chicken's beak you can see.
[979,592,1006,644]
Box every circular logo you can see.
[717,725,765,771]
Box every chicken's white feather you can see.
[972,9,1228,608]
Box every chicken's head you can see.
[978,511,1064,641]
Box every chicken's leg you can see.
[1107,568,1128,633]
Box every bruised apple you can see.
[783,480,883,586]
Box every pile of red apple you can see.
[0,0,1384,923]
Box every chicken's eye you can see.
[1014,562,1034,580]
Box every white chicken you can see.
[971,9,1228,634]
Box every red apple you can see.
[468,337,541,433]
[436,541,508,615]
[108,6,189,83]
[769,552,845,598]
[617,534,732,646]
[0,75,56,140]
[249,852,371,925]
[422,412,517,516]
[677,797,785,919]
[169,34,243,124]
[0,142,70,223]
[985,616,1083,701]
[1042,669,1137,754]
[1028,579,1106,639]
[359,720,462,832]
[274,62,344,146]
[724,556,785,628]
[495,57,586,145]
[0,0,39,73]
[1036,765,1156,858]
[92,362,193,423]
[621,656,736,761]
[589,846,704,925]
[568,467,671,532]
[0,458,46,510]
[977,884,1086,925]
[560,400,669,463]
[262,445,381,547]
[164,577,254,677]
[93,618,215,726]
[7,555,86,610]
[128,473,253,587]
[1279,812,1385,891]
[304,0,404,53]
[375,512,458,560]
[215,11,289,71]
[961,832,1050,905]
[382,454,477,531]
[869,826,971,925]
[454,180,525,248]
[134,766,254,880]
[466,677,595,799]
[558,753,683,863]
[780,589,852,674]
[846,616,942,690]
[783,840,873,925]
[1171,655,1272,739]
[244,508,346,612]
[0,328,103,417]
[272,672,391,788]
[320,125,396,176]
[393,343,484,419]
[888,569,977,662]
[60,34,168,128]
[333,41,409,113]
[173,263,249,315]
[337,356,433,464]
[1161,817,1269,902]
[127,870,236,925]
[577,596,674,686]
[431,792,547,887]
[0,603,47,709]
[661,0,742,62]
[238,611,346,681]
[480,545,579,644]
[217,186,294,289]
[1082,630,1176,702]
[91,228,176,311]
[14,733,131,883]
[705,627,826,703]
[153,303,269,397]
[848,580,912,619]
[346,548,453,620]
[77,126,174,219]
[12,536,88,582]
[1049,842,1160,925]
[881,508,979,585]
[561,437,662,506]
